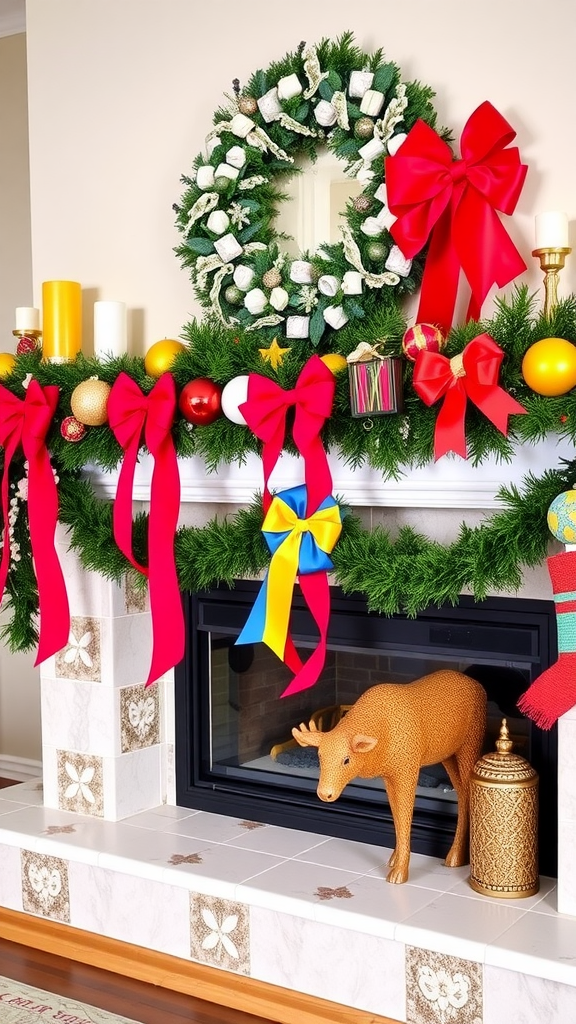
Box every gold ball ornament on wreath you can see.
[354,116,375,140]
[320,353,348,375]
[70,378,111,426]
[521,337,576,396]
[402,323,447,362]
[144,339,187,379]
[0,353,16,378]
[238,95,258,116]
[262,268,282,289]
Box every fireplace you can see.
[175,582,558,876]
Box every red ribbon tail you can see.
[113,435,148,576]
[416,207,462,336]
[145,438,184,685]
[260,426,285,513]
[280,573,330,697]
[434,385,468,460]
[28,445,70,664]
[303,436,334,518]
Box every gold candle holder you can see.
[532,246,572,319]
[12,329,42,354]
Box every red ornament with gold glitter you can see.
[15,334,41,356]
[178,377,222,426]
[402,323,446,362]
[60,415,86,442]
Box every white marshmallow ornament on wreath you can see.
[221,375,249,425]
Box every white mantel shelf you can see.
[84,436,576,509]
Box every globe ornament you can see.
[60,415,86,442]
[179,377,222,426]
[70,378,111,426]
[144,339,187,378]
[0,353,16,378]
[521,337,576,397]
[221,375,249,425]
[354,116,375,140]
[366,241,386,261]
[402,323,446,362]
[224,284,243,306]
[213,176,231,193]
[353,195,372,214]
[262,267,282,289]
[547,489,576,544]
[238,95,258,116]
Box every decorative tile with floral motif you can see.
[239,821,265,830]
[55,616,101,682]
[190,894,249,975]
[406,947,482,1024]
[120,682,160,752]
[57,751,104,816]
[169,853,203,866]
[21,850,70,923]
[43,825,77,835]
[124,573,148,614]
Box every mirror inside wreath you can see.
[173,32,439,350]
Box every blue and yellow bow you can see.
[236,485,342,697]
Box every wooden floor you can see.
[0,779,280,1024]
[0,937,281,1023]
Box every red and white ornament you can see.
[178,378,222,426]
[60,415,86,442]
[402,323,446,362]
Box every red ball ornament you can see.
[402,323,446,362]
[60,415,86,442]
[179,377,222,426]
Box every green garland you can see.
[1,288,575,654]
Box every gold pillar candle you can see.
[42,280,82,362]
[469,719,539,898]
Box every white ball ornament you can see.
[387,132,408,156]
[318,275,340,297]
[244,288,268,315]
[233,265,255,291]
[269,286,289,311]
[221,375,249,425]
[314,100,338,127]
[206,210,230,236]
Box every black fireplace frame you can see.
[175,582,558,877]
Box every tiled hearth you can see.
[1,451,576,1022]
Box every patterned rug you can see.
[0,975,143,1024]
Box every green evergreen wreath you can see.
[0,34,574,656]
[173,32,441,346]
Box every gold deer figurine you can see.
[292,670,486,883]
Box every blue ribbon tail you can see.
[236,573,268,647]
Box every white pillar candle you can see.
[94,301,127,359]
[15,306,40,331]
[535,211,570,249]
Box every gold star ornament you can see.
[258,338,291,370]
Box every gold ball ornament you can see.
[262,268,282,289]
[70,378,111,426]
[238,95,258,116]
[320,353,348,374]
[144,339,187,379]
[521,337,576,397]
[0,353,16,378]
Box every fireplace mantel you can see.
[83,435,575,508]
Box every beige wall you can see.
[0,32,41,765]
[3,0,575,761]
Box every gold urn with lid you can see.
[469,718,539,898]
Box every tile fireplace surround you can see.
[2,448,576,1024]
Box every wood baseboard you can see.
[0,908,401,1024]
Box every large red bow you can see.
[0,380,69,664]
[412,333,527,460]
[108,372,183,686]
[239,354,336,516]
[385,101,528,333]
